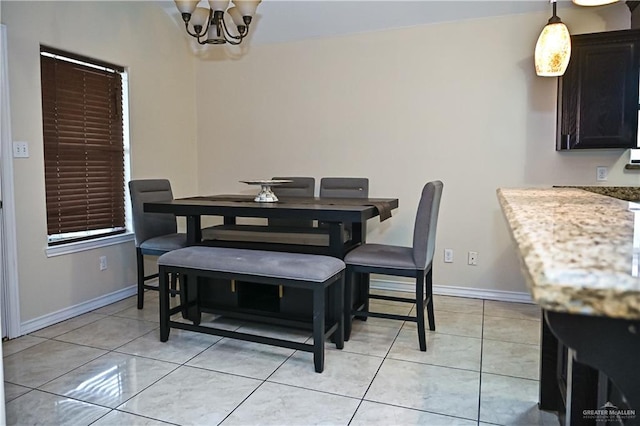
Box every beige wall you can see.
[0,0,634,326]
[1,1,198,323]
[194,3,635,296]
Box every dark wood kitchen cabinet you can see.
[557,29,640,150]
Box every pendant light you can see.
[534,0,571,77]
[572,0,619,5]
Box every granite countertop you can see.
[554,185,640,201]
[497,187,640,320]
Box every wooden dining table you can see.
[144,194,399,258]
[144,194,399,326]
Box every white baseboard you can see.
[371,278,533,304]
[20,285,137,336]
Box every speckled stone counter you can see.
[497,187,640,320]
[555,185,640,202]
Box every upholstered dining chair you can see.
[319,177,369,199]
[343,180,444,351]
[319,177,369,237]
[129,179,187,309]
[270,176,316,228]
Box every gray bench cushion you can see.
[158,246,345,283]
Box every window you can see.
[40,46,128,246]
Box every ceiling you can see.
[160,1,560,46]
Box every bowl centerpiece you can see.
[240,180,293,202]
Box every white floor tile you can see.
[389,328,482,371]
[484,300,541,321]
[365,358,480,420]
[483,316,541,345]
[187,338,294,380]
[480,373,558,425]
[433,295,484,315]
[30,312,108,339]
[482,339,540,380]
[55,316,158,350]
[339,321,400,357]
[351,400,477,425]
[40,352,178,408]
[6,389,110,426]
[3,382,31,403]
[269,350,384,398]
[3,340,106,388]
[118,365,261,425]
[2,335,48,357]
[92,410,174,425]
[221,381,360,425]
[404,310,483,339]
[116,328,220,364]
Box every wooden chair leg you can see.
[416,274,427,352]
[179,274,189,319]
[344,267,354,341]
[360,273,370,322]
[159,265,170,342]
[334,275,344,349]
[136,248,145,310]
[313,286,326,373]
[426,269,435,331]
[184,274,201,326]
[170,272,178,298]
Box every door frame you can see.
[1,24,23,339]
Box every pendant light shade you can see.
[572,0,618,5]
[534,1,571,77]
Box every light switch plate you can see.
[13,141,29,158]
[596,166,608,182]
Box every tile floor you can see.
[3,291,560,425]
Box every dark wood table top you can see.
[145,195,398,223]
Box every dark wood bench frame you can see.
[158,263,345,373]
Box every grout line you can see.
[347,318,405,425]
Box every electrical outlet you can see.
[596,166,608,182]
[12,141,29,158]
[99,256,107,271]
[468,251,478,266]
[444,248,453,263]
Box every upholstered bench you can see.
[157,246,345,373]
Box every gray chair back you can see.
[320,177,369,199]
[412,181,444,270]
[272,177,315,198]
[129,179,178,247]
[270,177,315,227]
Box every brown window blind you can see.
[40,46,126,245]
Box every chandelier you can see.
[174,0,261,45]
